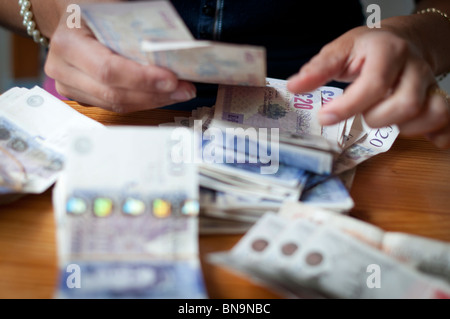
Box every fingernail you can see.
[287,74,298,82]
[431,133,450,149]
[288,72,304,82]
[156,80,176,92]
[319,113,339,125]
[170,89,196,101]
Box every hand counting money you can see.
[80,0,266,86]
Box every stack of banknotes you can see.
[160,78,399,234]
[80,0,266,86]
[53,127,207,298]
[209,202,450,299]
[0,86,103,203]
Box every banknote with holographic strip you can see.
[63,189,198,258]
[57,260,206,299]
[53,127,207,299]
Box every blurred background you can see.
[0,0,449,95]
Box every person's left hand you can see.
[287,25,450,149]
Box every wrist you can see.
[35,0,123,40]
[18,0,51,47]
[380,13,450,78]
[31,0,73,39]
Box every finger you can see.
[398,93,449,136]
[56,81,195,113]
[287,40,352,93]
[317,39,408,126]
[49,26,181,93]
[427,125,450,149]
[52,63,196,113]
[363,58,434,128]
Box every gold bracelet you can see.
[416,8,450,82]
[18,0,49,48]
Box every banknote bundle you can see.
[81,0,266,86]
[207,78,398,228]
[0,86,103,203]
[160,104,314,234]
[160,77,397,233]
[213,77,399,173]
[209,202,450,299]
[53,127,207,298]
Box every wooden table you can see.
[1,101,449,299]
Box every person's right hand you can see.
[44,18,196,113]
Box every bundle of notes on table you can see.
[160,78,399,234]
[0,86,103,204]
[209,202,450,299]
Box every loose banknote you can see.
[282,226,450,299]
[53,127,207,299]
[320,86,349,147]
[0,86,103,199]
[81,1,266,86]
[381,233,450,284]
[280,202,450,284]
[333,122,399,174]
[299,176,354,213]
[210,204,450,299]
